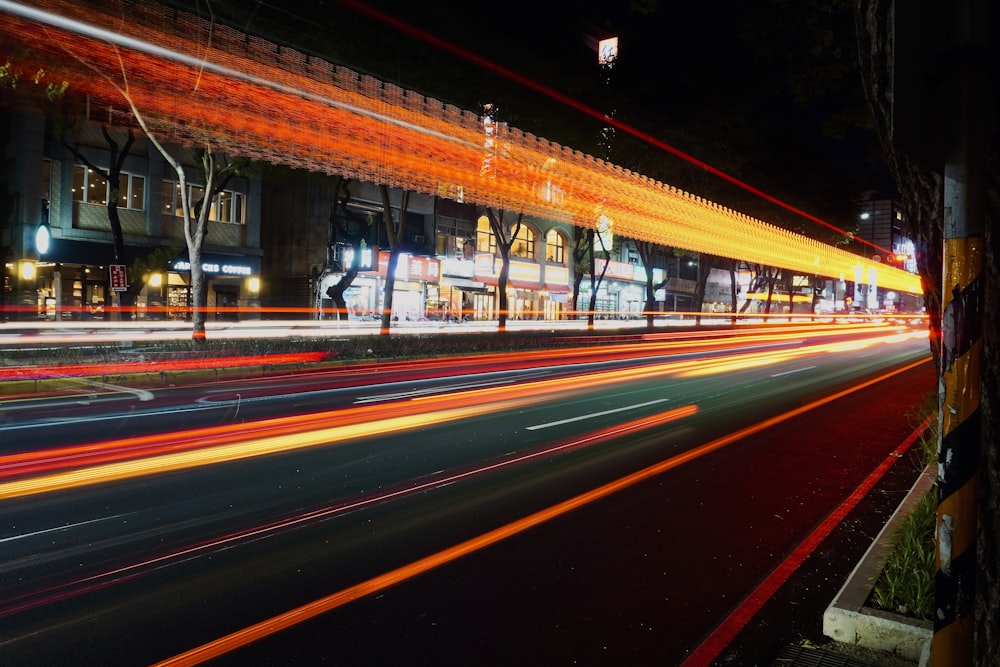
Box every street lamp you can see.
[596,36,618,162]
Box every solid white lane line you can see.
[526,398,669,431]
[769,365,816,378]
[0,514,127,543]
[354,378,515,403]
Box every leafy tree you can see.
[0,59,67,100]
[126,245,180,316]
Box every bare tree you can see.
[484,207,522,332]
[739,263,781,316]
[635,239,669,329]
[52,17,241,341]
[60,124,136,318]
[570,226,589,319]
[325,176,373,321]
[378,184,410,335]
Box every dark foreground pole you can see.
[933,1,987,662]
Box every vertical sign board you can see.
[109,264,128,292]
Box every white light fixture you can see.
[35,222,51,255]
[20,261,36,280]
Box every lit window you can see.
[161,180,246,224]
[73,165,145,210]
[86,169,108,205]
[511,225,536,259]
[545,229,566,264]
[476,215,496,253]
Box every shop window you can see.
[215,190,244,224]
[86,169,107,205]
[545,229,566,264]
[73,165,145,210]
[436,216,474,258]
[511,225,536,260]
[162,179,246,224]
[476,215,496,253]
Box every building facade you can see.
[259,169,578,322]
[2,104,262,322]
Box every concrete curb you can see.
[823,465,935,664]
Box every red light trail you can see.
[0,0,921,293]
[337,0,890,256]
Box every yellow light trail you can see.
[0,0,922,293]
[673,328,929,377]
[0,325,921,498]
[152,357,932,666]
[0,399,540,500]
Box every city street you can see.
[0,325,932,665]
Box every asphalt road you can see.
[0,325,933,665]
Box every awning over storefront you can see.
[508,278,543,291]
[545,283,571,294]
[442,277,485,290]
[39,238,146,266]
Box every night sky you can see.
[165,0,894,235]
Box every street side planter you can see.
[823,465,935,664]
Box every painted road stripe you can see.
[525,398,669,430]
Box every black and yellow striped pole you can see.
[933,6,986,661]
[935,235,982,665]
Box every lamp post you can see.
[596,36,618,162]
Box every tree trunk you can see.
[729,261,738,324]
[380,250,400,335]
[497,247,510,332]
[378,186,409,336]
[327,263,359,321]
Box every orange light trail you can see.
[0,324,927,496]
[0,322,910,391]
[0,1,921,293]
[673,328,929,377]
[152,357,931,666]
[338,0,892,258]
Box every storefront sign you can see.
[173,260,253,276]
[375,252,440,283]
[342,246,374,271]
[109,264,127,291]
[407,256,441,282]
[597,258,636,281]
[475,253,542,289]
[442,257,476,279]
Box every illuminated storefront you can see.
[318,251,441,321]
[165,253,262,321]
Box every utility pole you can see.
[933,0,987,664]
